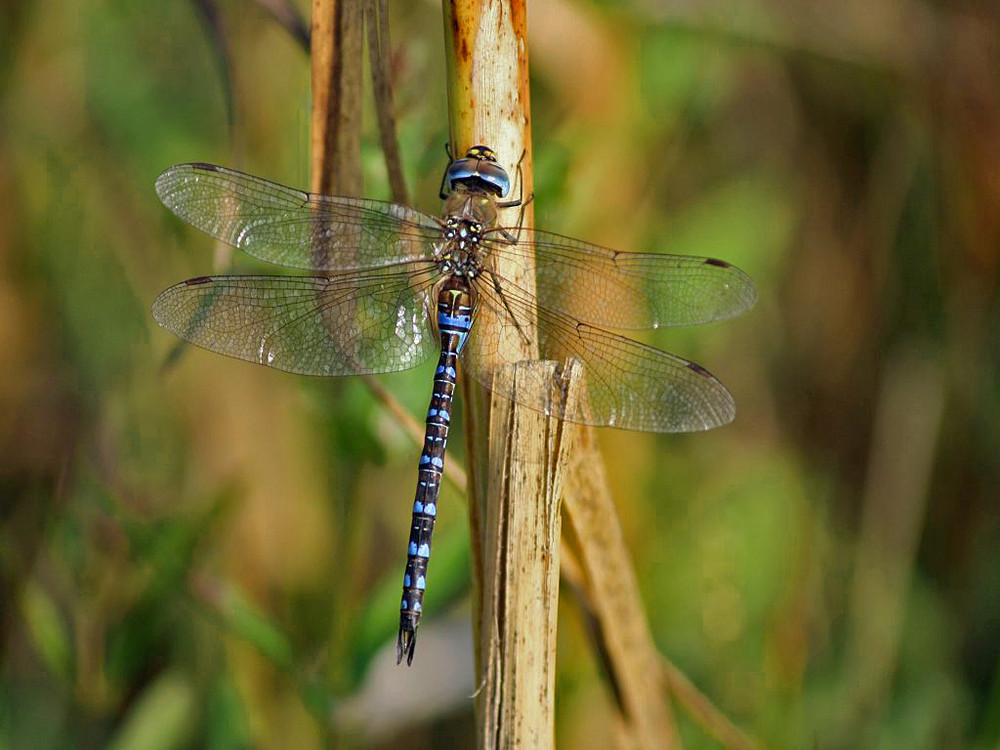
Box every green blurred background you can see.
[2,0,998,747]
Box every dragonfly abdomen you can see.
[397,278,472,665]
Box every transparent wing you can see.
[151,263,439,376]
[156,163,442,271]
[463,274,735,431]
[485,228,756,329]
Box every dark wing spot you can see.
[185,276,214,286]
[704,258,730,268]
[686,361,714,378]
[188,162,221,172]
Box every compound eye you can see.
[479,163,510,198]
[444,148,508,196]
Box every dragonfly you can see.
[151,145,756,665]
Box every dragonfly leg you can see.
[496,149,527,210]
[496,192,535,244]
[496,154,534,243]
[438,141,455,199]
[489,269,533,348]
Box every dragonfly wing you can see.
[463,274,735,431]
[156,164,441,271]
[487,228,756,329]
[151,263,439,376]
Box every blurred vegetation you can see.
[1,0,998,748]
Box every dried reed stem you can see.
[561,425,681,749]
[443,2,574,746]
[311,0,362,195]
[661,659,758,750]
[477,362,580,748]
[364,0,409,205]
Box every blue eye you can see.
[443,150,510,198]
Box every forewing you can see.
[156,163,441,271]
[151,263,438,376]
[487,228,756,329]
[463,274,735,431]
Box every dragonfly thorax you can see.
[436,215,488,278]
[436,184,500,277]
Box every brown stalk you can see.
[444,2,581,747]
[661,659,758,750]
[253,0,310,51]
[310,0,364,694]
[312,0,471,552]
[478,361,581,748]
[311,0,362,196]
[842,346,944,727]
[364,0,409,205]
[561,541,757,749]
[560,425,680,749]
[443,3,680,747]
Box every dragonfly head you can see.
[443,145,510,198]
